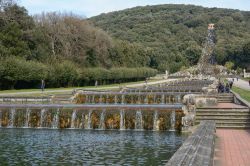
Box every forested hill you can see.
[90,4,250,72]
[0,1,157,90]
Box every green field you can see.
[232,86,250,102]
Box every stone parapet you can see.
[166,121,216,166]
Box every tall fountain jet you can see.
[198,23,216,75]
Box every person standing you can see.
[41,79,45,92]
[249,80,250,86]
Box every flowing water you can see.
[0,129,187,165]
[70,109,77,128]
[24,108,31,128]
[52,109,60,129]
[135,110,143,130]
[8,108,16,128]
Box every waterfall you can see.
[70,109,77,128]
[114,95,118,104]
[81,113,85,128]
[86,110,92,129]
[24,108,31,128]
[39,108,47,128]
[120,110,125,130]
[153,111,159,131]
[8,108,16,128]
[99,109,106,130]
[169,110,176,131]
[144,96,148,104]
[52,108,60,129]
[0,109,2,127]
[161,94,165,104]
[121,95,125,104]
[99,95,103,104]
[91,95,95,104]
[135,110,143,130]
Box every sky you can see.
[19,0,250,18]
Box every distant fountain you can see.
[120,110,125,130]
[70,109,77,128]
[135,110,143,130]
[52,108,60,129]
[99,109,106,130]
[169,111,176,131]
[198,23,216,75]
[153,111,159,131]
[8,108,16,128]
[24,108,31,128]
[86,110,92,129]
[39,108,47,128]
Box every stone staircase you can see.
[195,93,250,129]
[217,93,234,103]
[196,107,250,128]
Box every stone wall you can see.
[166,121,216,166]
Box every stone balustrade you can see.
[166,121,216,166]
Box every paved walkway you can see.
[214,129,250,166]
[229,78,250,91]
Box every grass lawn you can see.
[232,86,250,102]
[0,79,163,96]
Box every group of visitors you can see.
[217,79,233,93]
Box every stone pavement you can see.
[229,78,250,91]
[214,129,250,166]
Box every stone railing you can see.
[166,121,216,166]
[231,90,250,109]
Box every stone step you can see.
[196,109,250,115]
[196,121,250,126]
[196,117,250,121]
[216,125,250,129]
[196,108,249,112]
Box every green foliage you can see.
[91,4,250,71]
[224,61,234,70]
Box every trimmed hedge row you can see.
[0,57,157,89]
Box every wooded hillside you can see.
[91,4,250,72]
[0,0,156,89]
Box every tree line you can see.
[0,0,157,90]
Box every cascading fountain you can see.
[86,110,93,129]
[169,111,176,131]
[0,110,2,127]
[99,109,106,130]
[8,108,16,128]
[120,110,125,130]
[135,110,143,130]
[24,108,31,128]
[39,108,47,128]
[153,111,159,131]
[70,109,77,128]
[52,108,60,129]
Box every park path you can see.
[214,129,250,166]
[0,79,176,96]
[229,78,250,91]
